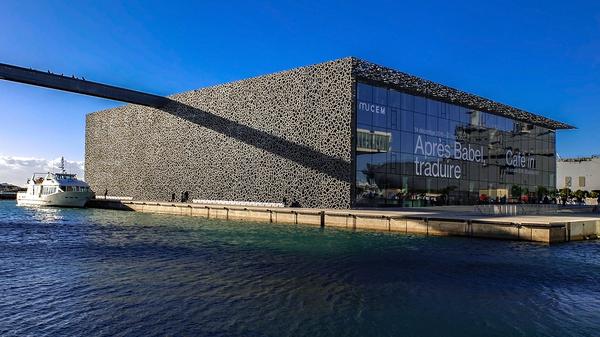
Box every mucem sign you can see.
[85,57,572,209]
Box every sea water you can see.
[1,200,599,337]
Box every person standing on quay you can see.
[171,193,176,202]
[104,188,108,199]
[180,191,185,203]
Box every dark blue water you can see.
[1,201,600,337]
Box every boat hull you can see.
[16,191,95,208]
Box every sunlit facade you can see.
[86,57,572,209]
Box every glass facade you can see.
[354,82,556,207]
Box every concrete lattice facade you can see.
[86,58,354,208]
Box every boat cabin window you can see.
[60,186,89,192]
[41,186,57,195]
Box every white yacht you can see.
[16,157,95,208]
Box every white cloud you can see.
[0,156,84,186]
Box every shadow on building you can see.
[159,99,352,183]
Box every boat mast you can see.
[59,157,66,174]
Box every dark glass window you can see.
[389,107,399,129]
[440,103,448,119]
[414,113,427,131]
[356,153,371,173]
[414,96,427,113]
[427,99,441,117]
[448,104,460,121]
[389,90,401,108]
[373,87,387,105]
[357,83,372,102]
[426,115,438,132]
[458,107,470,124]
[400,110,414,132]
[401,132,414,153]
[401,93,415,111]
[373,106,387,128]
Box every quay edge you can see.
[86,200,600,244]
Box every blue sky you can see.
[1,0,599,183]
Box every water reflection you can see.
[1,201,599,337]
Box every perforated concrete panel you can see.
[86,58,355,208]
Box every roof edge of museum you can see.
[349,57,575,131]
[87,56,576,131]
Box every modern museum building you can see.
[85,57,573,209]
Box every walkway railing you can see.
[474,204,559,215]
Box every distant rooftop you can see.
[0,183,22,192]
[558,155,600,162]
[351,57,574,130]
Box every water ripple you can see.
[1,200,600,336]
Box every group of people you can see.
[167,193,302,207]
[282,197,301,208]
[171,191,190,203]
[560,194,600,207]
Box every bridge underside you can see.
[0,63,170,108]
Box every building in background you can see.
[557,156,600,192]
[0,183,25,200]
[85,57,573,208]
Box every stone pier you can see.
[86,200,600,244]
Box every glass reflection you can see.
[355,82,556,207]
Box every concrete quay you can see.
[86,199,600,244]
